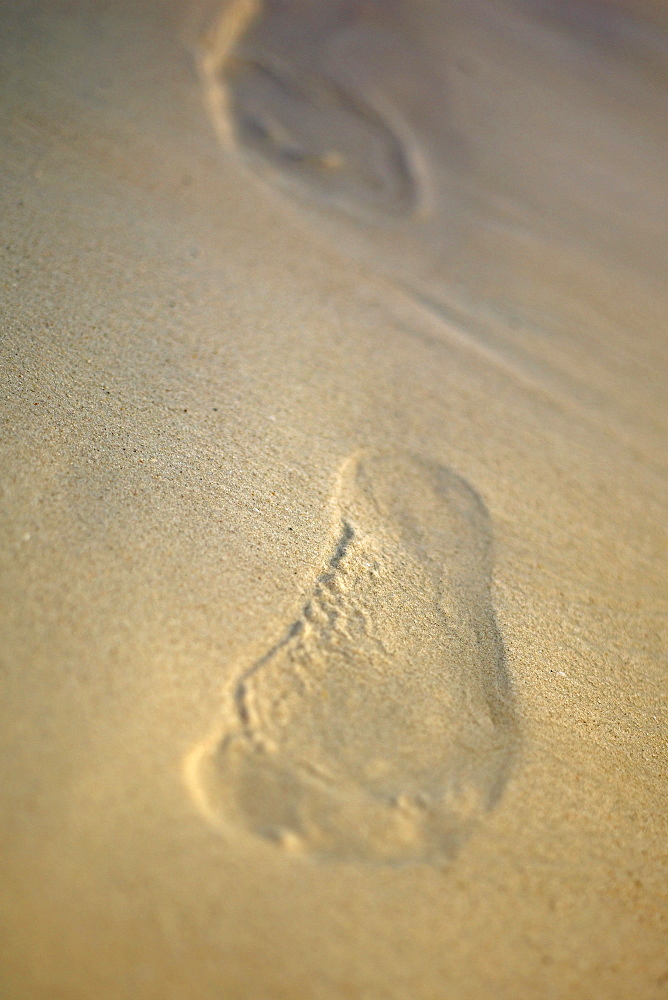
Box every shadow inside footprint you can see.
[226,54,419,218]
[185,452,518,865]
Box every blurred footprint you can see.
[185,451,518,864]
[197,0,433,221]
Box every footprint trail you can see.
[185,452,518,864]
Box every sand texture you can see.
[1,0,667,997]
[186,451,518,864]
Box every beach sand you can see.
[1,0,666,996]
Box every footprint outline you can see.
[184,450,519,865]
[197,0,433,223]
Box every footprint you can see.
[198,0,431,221]
[184,452,518,865]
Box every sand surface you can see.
[1,0,667,996]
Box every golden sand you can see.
[1,0,666,996]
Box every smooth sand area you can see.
[1,0,666,997]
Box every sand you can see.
[0,0,666,997]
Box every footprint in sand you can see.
[198,0,431,221]
[184,451,518,865]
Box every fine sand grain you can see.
[1,0,667,998]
